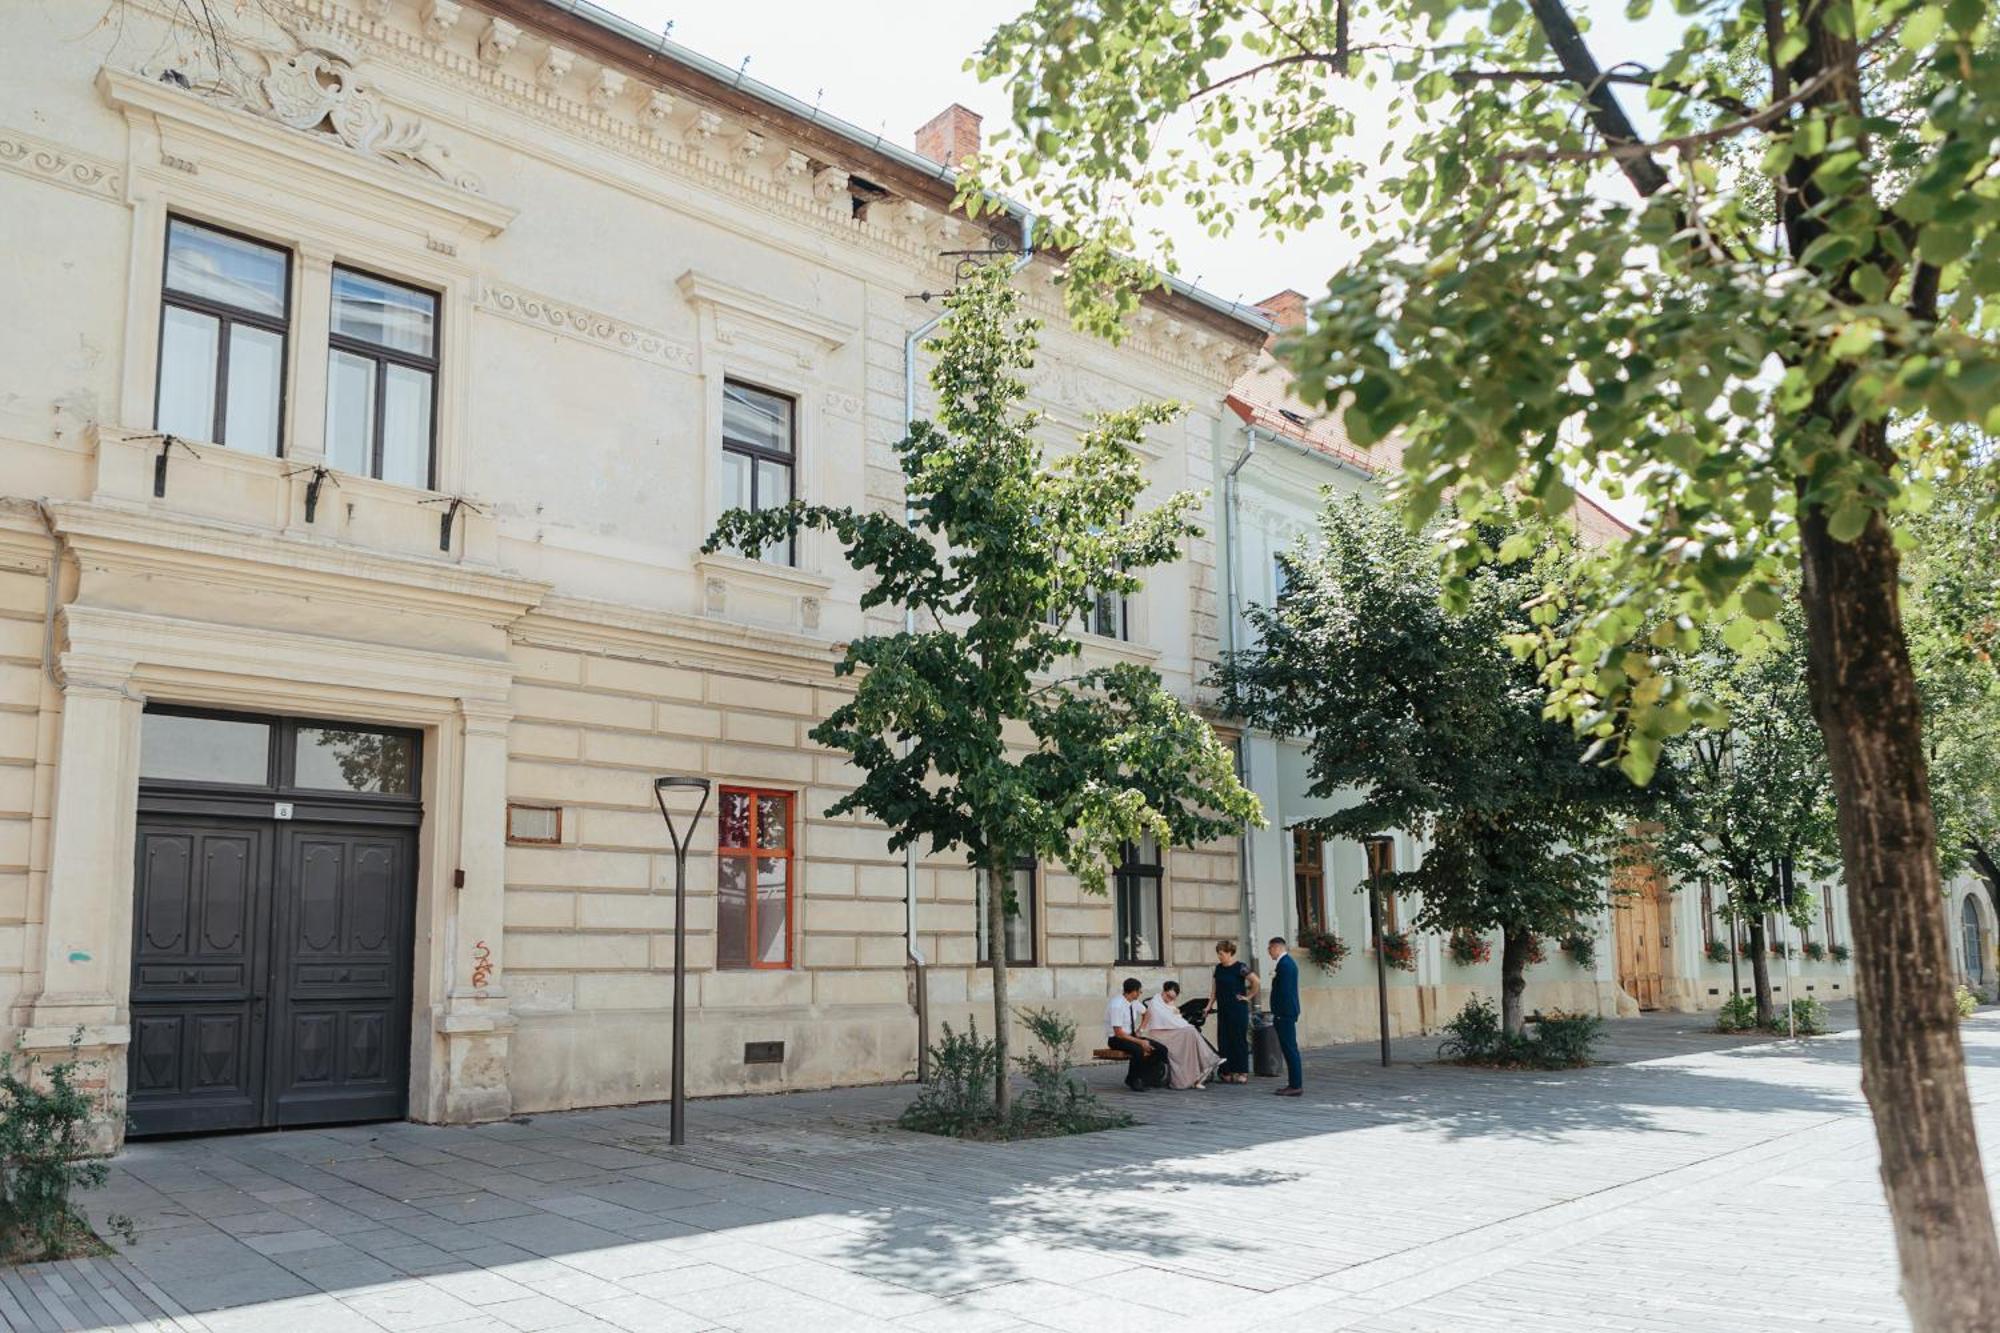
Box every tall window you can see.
[1292,826,1326,933]
[156,217,290,456]
[1364,836,1399,938]
[717,787,793,969]
[721,380,796,566]
[1700,880,1717,948]
[326,266,439,490]
[1823,885,1838,949]
[1114,834,1163,965]
[976,856,1038,966]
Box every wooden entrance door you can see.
[128,708,420,1136]
[1615,854,1670,1010]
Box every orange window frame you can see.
[718,786,794,970]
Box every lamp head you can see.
[654,776,712,795]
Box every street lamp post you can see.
[653,775,711,1146]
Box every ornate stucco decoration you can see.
[151,22,484,193]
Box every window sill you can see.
[694,550,835,634]
[1067,630,1163,668]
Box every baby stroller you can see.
[1179,996,1213,1029]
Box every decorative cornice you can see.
[97,67,515,237]
[676,269,857,352]
[0,128,123,202]
[63,604,517,708]
[46,499,550,626]
[517,593,841,680]
[475,281,697,372]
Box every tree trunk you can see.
[1499,928,1531,1037]
[1746,914,1774,1027]
[986,859,1011,1118]
[1797,419,2000,1331]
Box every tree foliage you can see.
[1219,496,1646,1033]
[1654,598,1837,1021]
[972,0,2000,1319]
[704,262,1260,1110]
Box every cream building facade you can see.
[0,0,1269,1144]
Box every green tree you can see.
[1907,463,2000,900]
[1655,604,1839,1024]
[1220,496,1644,1035]
[972,1,2000,1317]
[705,263,1259,1115]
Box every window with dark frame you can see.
[1292,826,1326,933]
[136,707,418,798]
[326,265,439,491]
[1114,833,1163,965]
[1364,836,1399,940]
[1824,886,1837,949]
[156,217,291,457]
[720,380,796,566]
[717,786,793,970]
[1700,880,1716,948]
[976,855,1038,966]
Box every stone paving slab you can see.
[7,1004,1995,1331]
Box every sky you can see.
[593,0,1693,311]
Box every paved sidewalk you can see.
[7,1003,1989,1332]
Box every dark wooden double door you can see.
[128,712,420,1136]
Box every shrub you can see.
[1831,943,1851,963]
[898,1020,1002,1136]
[1523,934,1547,966]
[1447,931,1491,966]
[1769,940,1791,959]
[1705,939,1732,964]
[1560,935,1596,969]
[1532,1011,1604,1067]
[1012,1008,1133,1136]
[1436,998,1604,1068]
[1437,996,1505,1061]
[1378,929,1417,973]
[0,1036,128,1262]
[1716,994,1759,1032]
[1786,996,1829,1036]
[1298,925,1349,974]
[1957,985,1981,1020]
[899,1013,1133,1141]
[1803,941,1827,962]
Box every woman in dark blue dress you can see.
[1210,940,1259,1084]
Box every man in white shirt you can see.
[1105,977,1168,1091]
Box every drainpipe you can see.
[902,213,1035,1079]
[1222,428,1259,952]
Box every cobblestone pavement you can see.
[8,1004,1994,1332]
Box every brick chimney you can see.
[1254,289,1309,349]
[1256,289,1309,330]
[915,104,983,168]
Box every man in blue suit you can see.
[1267,937,1303,1096]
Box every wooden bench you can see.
[1090,1047,1132,1062]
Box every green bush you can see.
[1716,993,1759,1032]
[1437,996,1506,1061]
[1436,997,1603,1068]
[0,1036,128,1262]
[1786,996,1829,1036]
[1957,985,1982,1020]
[1560,934,1595,968]
[1531,1011,1604,1067]
[1802,940,1827,962]
[898,1020,1002,1136]
[899,1012,1132,1140]
[1704,939,1732,964]
[1831,943,1851,963]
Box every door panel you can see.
[127,821,270,1135]
[269,826,414,1127]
